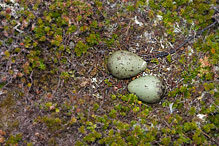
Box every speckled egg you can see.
[107,50,147,79]
[128,75,165,103]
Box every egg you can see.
[128,75,165,103]
[107,50,147,79]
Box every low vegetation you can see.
[0,0,218,145]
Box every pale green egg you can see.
[107,50,147,79]
[128,75,165,103]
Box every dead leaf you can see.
[47,92,53,99]
[49,105,55,110]
[1,76,7,82]
[0,130,6,136]
[200,56,210,68]
[117,81,122,89]
[78,77,90,87]
[76,108,81,112]
[22,19,28,28]
[1,19,7,26]
[5,8,11,14]
[0,136,5,143]
[211,48,215,54]
[180,47,185,50]
[90,67,97,76]
[17,72,23,77]
[31,23,35,31]
[3,31,8,37]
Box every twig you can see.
[171,21,217,54]
[125,20,132,36]
[200,129,218,145]
[27,71,33,93]
[145,15,218,62]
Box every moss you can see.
[0,0,218,145]
[0,92,21,131]
[35,116,63,133]
[5,133,22,146]
[48,137,57,146]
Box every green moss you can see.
[189,106,196,116]
[203,82,215,91]
[6,133,22,146]
[109,109,117,118]
[93,103,99,111]
[104,79,112,87]
[166,54,172,62]
[0,92,21,130]
[35,116,62,133]
[83,130,102,143]
[183,122,197,132]
[209,113,219,128]
[48,137,57,146]
[75,41,89,57]
[161,136,171,145]
[0,0,218,145]
[78,126,86,134]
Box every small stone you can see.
[107,50,147,79]
[128,75,165,103]
[69,41,75,48]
